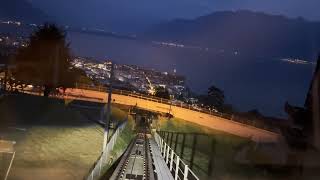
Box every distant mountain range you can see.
[0,0,49,23]
[145,10,320,60]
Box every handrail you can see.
[158,131,215,176]
[154,132,200,180]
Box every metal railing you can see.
[85,121,127,180]
[158,131,215,177]
[75,83,278,133]
[154,132,200,180]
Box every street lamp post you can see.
[3,64,8,91]
[102,62,114,152]
[169,95,174,115]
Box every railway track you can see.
[110,131,155,180]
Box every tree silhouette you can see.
[207,85,225,108]
[247,109,263,118]
[198,85,225,110]
[13,24,79,96]
[154,86,170,99]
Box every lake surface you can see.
[67,32,315,117]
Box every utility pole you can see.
[53,45,60,88]
[3,65,8,91]
[169,94,174,115]
[102,62,114,151]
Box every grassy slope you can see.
[0,94,132,180]
[158,117,280,180]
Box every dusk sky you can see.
[28,0,320,32]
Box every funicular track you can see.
[110,129,155,180]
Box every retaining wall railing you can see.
[85,121,127,180]
[16,83,279,133]
[75,83,279,133]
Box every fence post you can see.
[174,133,179,152]
[162,140,165,153]
[166,132,170,145]
[180,133,186,159]
[183,165,189,180]
[161,139,164,153]
[170,132,174,147]
[170,149,174,171]
[190,134,197,170]
[208,138,215,177]
[166,146,170,164]
[163,143,167,158]
[175,156,180,180]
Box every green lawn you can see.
[0,94,133,180]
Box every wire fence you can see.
[157,130,215,178]
[75,83,279,133]
[154,132,200,180]
[84,121,127,180]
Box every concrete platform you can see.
[149,139,174,180]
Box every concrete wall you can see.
[66,88,281,142]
